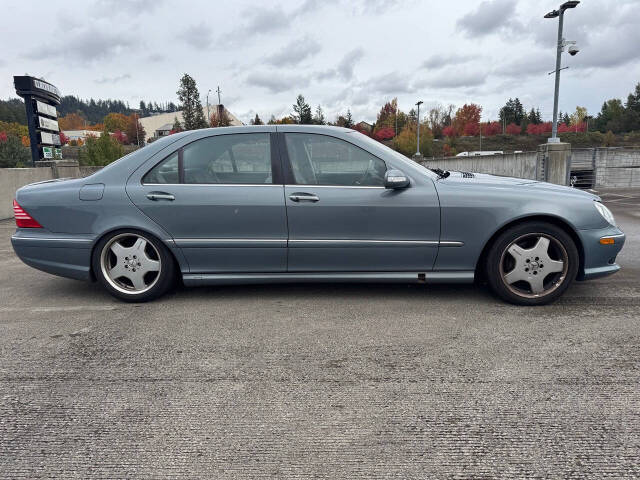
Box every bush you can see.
[392,125,433,157]
[0,134,31,167]
[79,130,124,166]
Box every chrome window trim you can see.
[284,184,385,189]
[142,183,283,187]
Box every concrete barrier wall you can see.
[594,148,640,188]
[420,152,538,180]
[0,164,106,220]
[0,168,55,220]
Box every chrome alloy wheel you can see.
[100,233,161,295]
[499,233,569,298]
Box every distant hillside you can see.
[0,96,179,126]
[0,98,26,124]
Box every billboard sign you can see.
[13,75,63,164]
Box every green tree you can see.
[177,73,207,130]
[125,114,146,146]
[344,109,354,128]
[293,94,312,124]
[499,98,525,126]
[0,135,30,167]
[392,123,433,158]
[312,105,325,125]
[209,106,231,127]
[79,130,124,166]
[172,116,183,132]
[250,114,264,125]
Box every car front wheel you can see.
[93,230,175,302]
[486,222,579,305]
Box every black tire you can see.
[485,221,579,306]
[92,229,176,302]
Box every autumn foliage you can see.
[373,127,395,141]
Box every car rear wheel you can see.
[486,222,579,305]
[93,230,175,302]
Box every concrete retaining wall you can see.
[420,152,538,180]
[593,148,640,188]
[0,164,104,220]
[0,168,55,220]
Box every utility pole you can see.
[545,1,580,142]
[415,100,423,156]
[206,89,211,124]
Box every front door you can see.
[126,132,287,273]
[280,132,440,272]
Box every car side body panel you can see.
[10,125,624,293]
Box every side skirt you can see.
[182,271,475,286]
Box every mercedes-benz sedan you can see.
[11,125,625,305]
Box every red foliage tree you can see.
[482,121,501,136]
[111,130,127,144]
[0,132,7,143]
[442,125,456,137]
[505,123,520,135]
[452,103,482,135]
[463,122,479,136]
[353,124,371,136]
[58,132,69,145]
[373,127,395,141]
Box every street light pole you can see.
[546,1,580,143]
[415,100,423,156]
[206,89,211,125]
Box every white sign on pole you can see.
[35,100,57,118]
[40,131,61,145]
[38,116,59,132]
[42,146,54,159]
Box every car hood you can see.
[440,171,600,200]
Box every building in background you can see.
[355,121,373,133]
[139,106,243,141]
[62,129,104,142]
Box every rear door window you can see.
[142,133,272,185]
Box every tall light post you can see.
[415,100,423,156]
[206,89,212,125]
[545,1,580,143]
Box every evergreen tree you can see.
[312,105,325,125]
[177,73,207,130]
[172,116,183,132]
[293,94,312,124]
[250,114,263,125]
[344,109,354,128]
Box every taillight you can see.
[13,200,42,228]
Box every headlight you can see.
[594,201,616,226]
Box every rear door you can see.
[279,131,440,272]
[126,131,287,273]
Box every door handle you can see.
[288,193,319,202]
[146,192,175,201]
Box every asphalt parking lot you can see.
[1,189,638,479]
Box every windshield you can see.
[346,131,439,179]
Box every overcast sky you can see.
[2,0,639,124]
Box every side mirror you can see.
[384,169,410,189]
